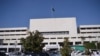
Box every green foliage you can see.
[84,42,96,49]
[85,49,91,55]
[84,42,100,55]
[84,42,96,55]
[97,42,100,49]
[60,38,70,56]
[20,30,44,52]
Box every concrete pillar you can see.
[7,40,10,52]
[73,42,75,45]
[57,44,60,51]
[81,41,84,45]
[56,42,58,45]
[19,47,21,52]
[48,42,50,45]
[7,47,9,52]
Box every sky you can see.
[0,0,100,28]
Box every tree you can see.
[85,42,96,49]
[20,30,44,52]
[97,42,100,49]
[84,42,96,55]
[60,38,70,56]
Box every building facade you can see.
[29,17,78,50]
[79,25,100,43]
[0,27,28,52]
[0,17,100,52]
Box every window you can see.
[58,42,63,46]
[18,43,21,45]
[6,39,10,40]
[92,27,98,29]
[10,30,15,32]
[50,42,56,44]
[81,32,86,34]
[41,31,69,35]
[3,43,8,45]
[87,28,92,29]
[0,35,4,36]
[4,30,8,32]
[75,42,81,45]
[86,32,92,33]
[98,36,100,38]
[80,28,86,30]
[43,43,48,45]
[0,30,4,32]
[18,39,21,40]
[44,38,49,39]
[21,30,27,31]
[10,43,15,45]
[57,37,63,39]
[50,37,56,39]
[16,30,21,32]
[93,32,99,33]
[64,37,69,39]
[71,37,76,39]
[16,30,27,32]
[12,39,16,40]
[0,39,4,40]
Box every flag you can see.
[52,8,55,12]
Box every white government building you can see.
[0,17,100,52]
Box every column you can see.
[7,43,10,52]
[7,39,10,52]
[73,42,75,45]
[7,47,9,52]
[19,46,21,52]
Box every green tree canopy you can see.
[97,42,100,49]
[84,42,96,55]
[20,30,44,52]
[60,38,70,56]
[84,42,96,49]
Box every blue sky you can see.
[0,0,100,28]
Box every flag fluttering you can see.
[52,8,55,12]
